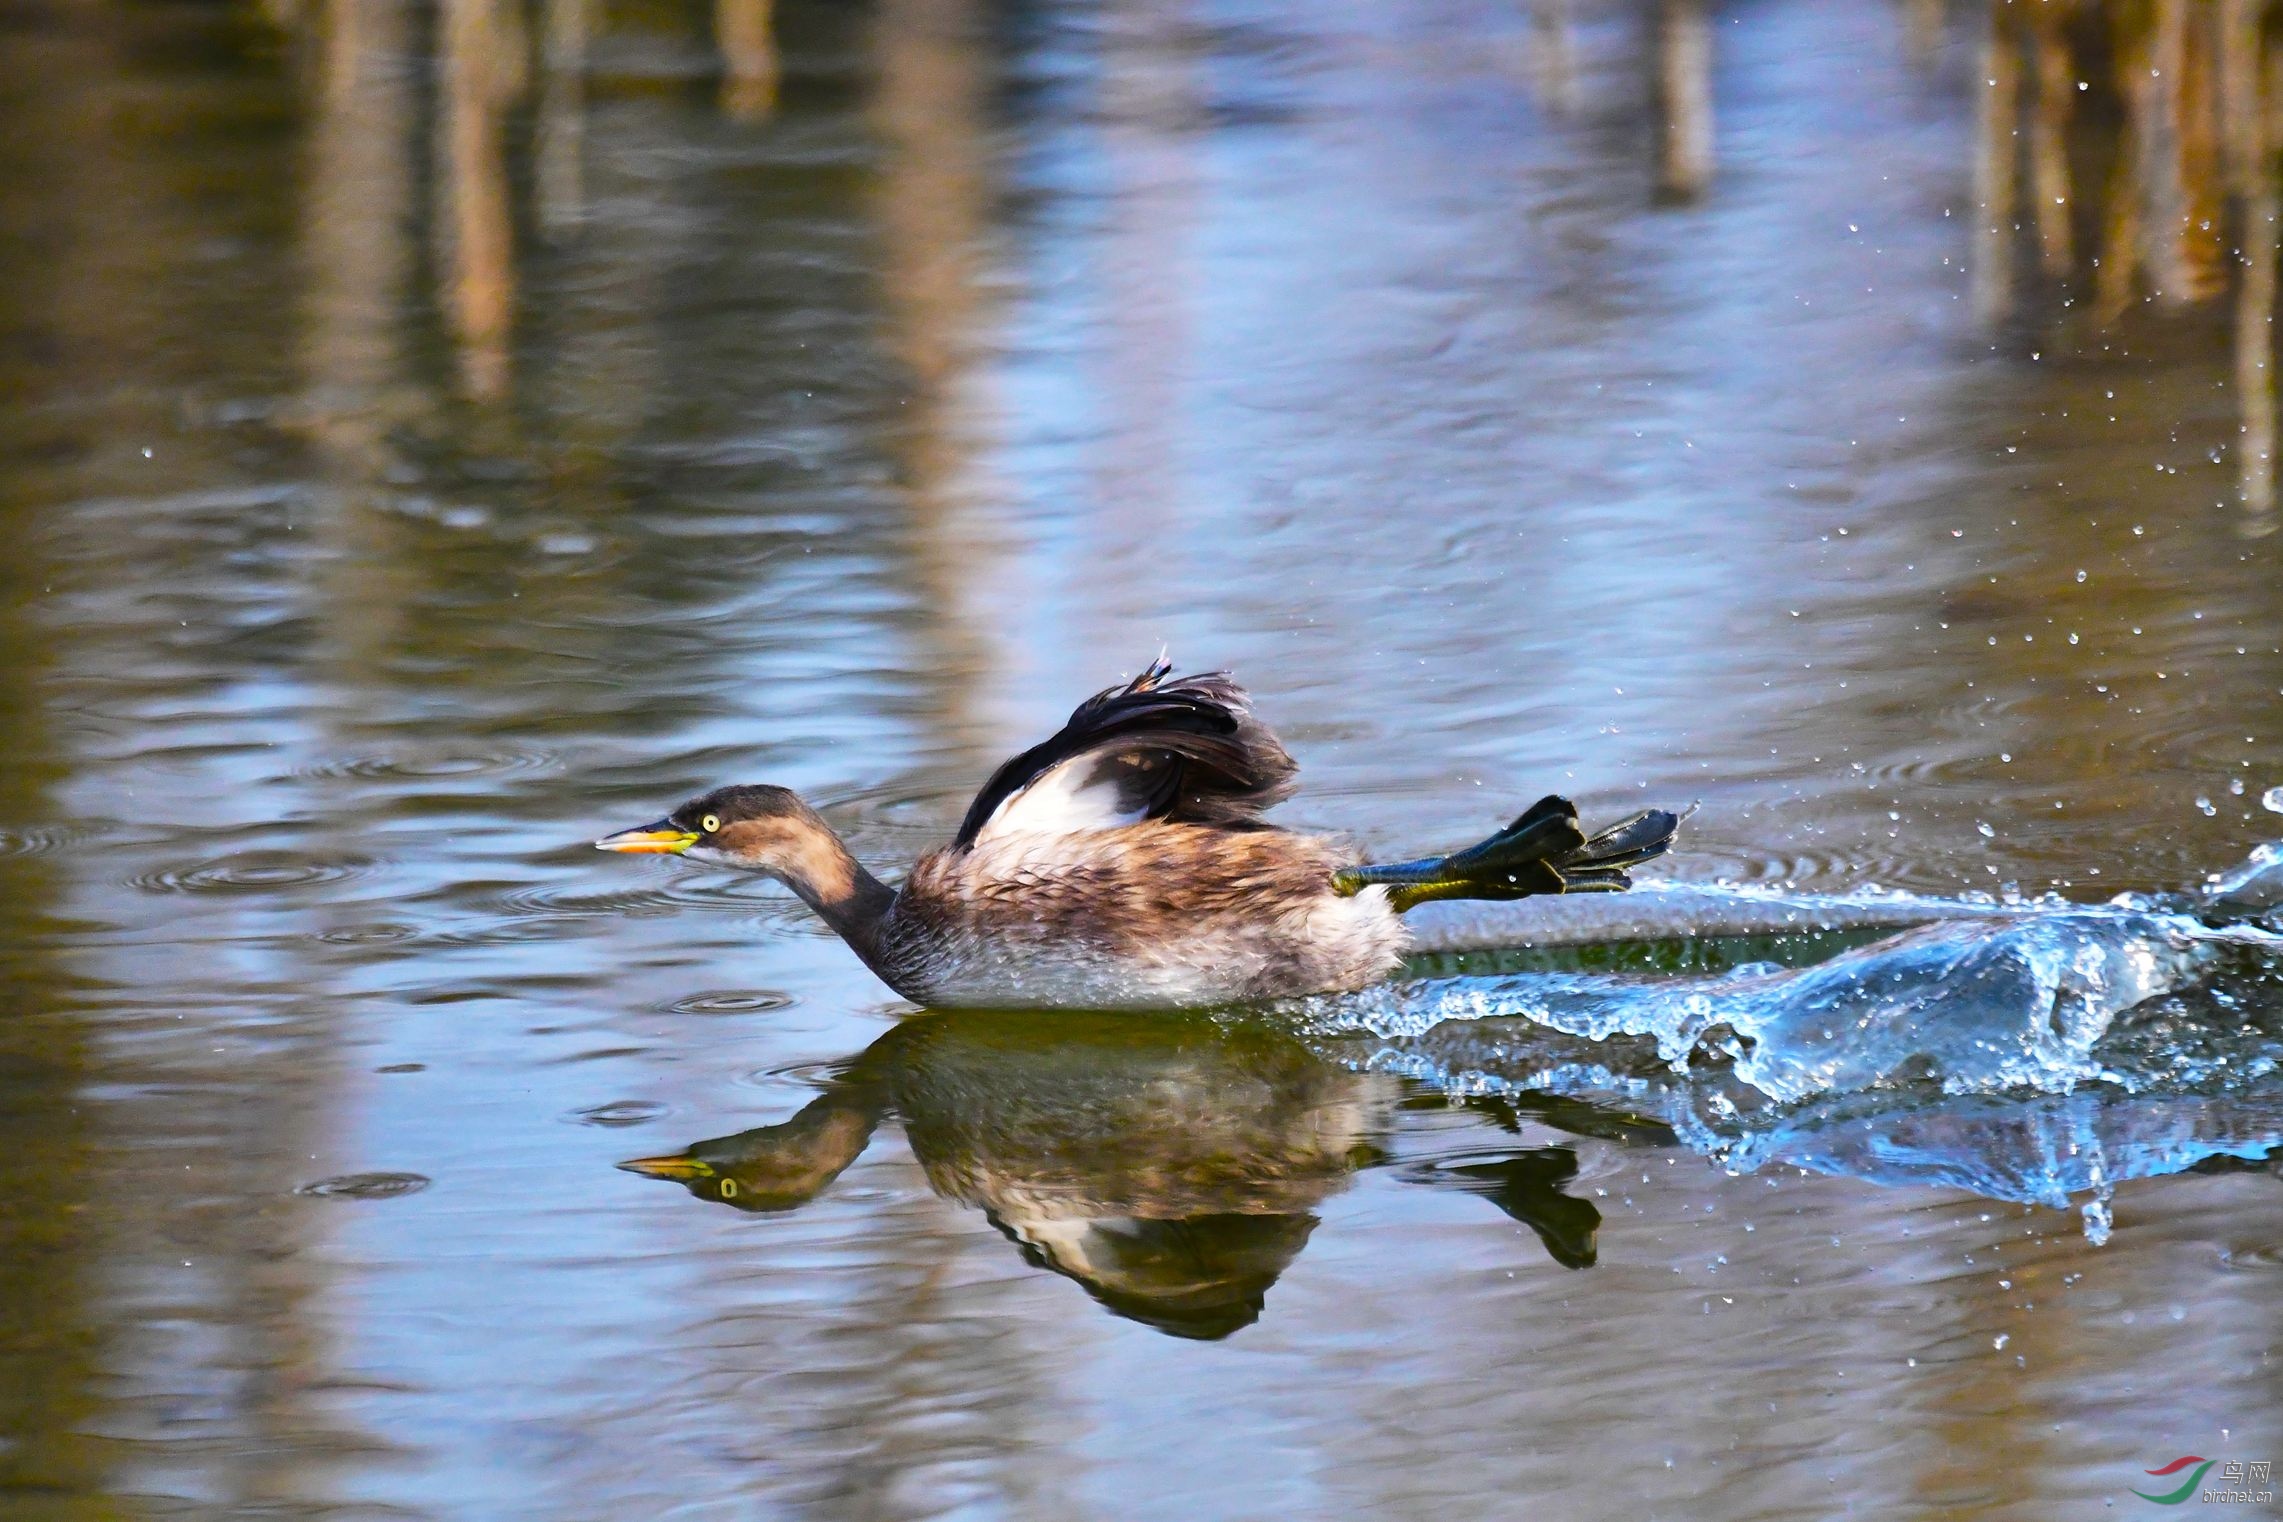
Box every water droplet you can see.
[2265,786,2283,814]
[1977,821,1995,838]
[2075,569,2087,582]
[2231,778,2246,796]
[2197,796,2217,817]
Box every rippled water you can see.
[6,0,2283,1516]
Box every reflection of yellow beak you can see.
[595,820,698,855]
[617,1153,713,1180]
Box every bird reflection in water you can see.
[619,1010,1609,1339]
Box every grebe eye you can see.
[718,1178,738,1199]
[701,814,720,834]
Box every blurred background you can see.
[4,0,2283,1517]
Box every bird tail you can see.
[1331,795,1687,915]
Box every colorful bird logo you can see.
[2134,1457,2216,1505]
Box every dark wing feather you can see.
[953,657,1299,846]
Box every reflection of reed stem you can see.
[1971,9,2022,324]
[439,0,515,398]
[537,0,587,235]
[2093,156,2142,320]
[718,0,780,120]
[2222,0,2266,185]
[2239,188,2277,515]
[2133,0,2226,304]
[2179,0,2227,300]
[1654,0,1714,201]
[870,0,1016,758]
[1904,0,1946,73]
[2094,4,2148,322]
[2226,0,2276,517]
[1528,0,1579,117]
[2028,3,2076,276]
[2135,0,2188,299]
[307,0,413,465]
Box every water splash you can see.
[2208,841,2283,915]
[1283,857,2283,1238]
[1299,908,2278,1103]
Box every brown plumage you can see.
[596,657,1685,1009]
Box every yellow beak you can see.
[595,819,699,855]
[617,1153,713,1180]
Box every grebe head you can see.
[595,784,831,874]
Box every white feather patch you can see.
[973,755,1149,842]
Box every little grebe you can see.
[597,658,1682,1008]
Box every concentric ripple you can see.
[565,1100,668,1127]
[310,922,421,946]
[480,877,807,925]
[294,748,558,783]
[295,1171,431,1200]
[734,1058,842,1091]
[665,989,795,1015]
[133,853,376,894]
[813,782,965,850]
[0,822,103,858]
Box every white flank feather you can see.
[973,756,1149,842]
